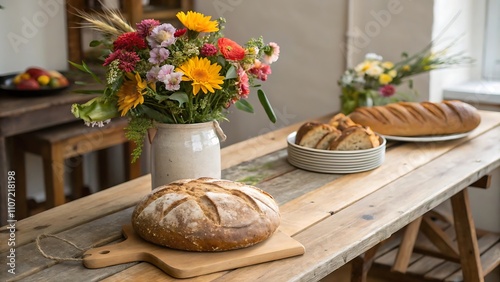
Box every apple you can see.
[48,70,69,87]
[25,67,50,80]
[16,78,40,90]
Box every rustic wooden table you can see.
[0,82,99,225]
[1,110,498,282]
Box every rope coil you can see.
[36,233,91,262]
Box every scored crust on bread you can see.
[329,126,380,151]
[348,100,481,136]
[295,122,333,148]
[132,178,281,252]
[315,129,342,149]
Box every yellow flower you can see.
[381,61,394,69]
[354,61,372,74]
[176,57,224,95]
[402,65,411,72]
[117,72,147,116]
[388,69,397,77]
[379,73,393,85]
[176,11,219,33]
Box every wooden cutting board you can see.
[83,224,305,278]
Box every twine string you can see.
[213,120,227,142]
[36,233,90,262]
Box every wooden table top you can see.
[1,110,499,282]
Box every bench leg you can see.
[70,156,85,199]
[124,141,141,180]
[450,188,484,282]
[11,143,28,219]
[42,144,66,208]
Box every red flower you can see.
[379,84,396,97]
[218,38,245,61]
[174,28,187,37]
[113,32,147,51]
[201,43,217,57]
[103,50,140,72]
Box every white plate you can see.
[288,147,382,159]
[380,132,470,142]
[286,131,386,174]
[288,157,384,174]
[287,151,383,165]
[287,132,386,155]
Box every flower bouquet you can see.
[70,9,280,160]
[338,43,472,114]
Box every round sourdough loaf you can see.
[131,177,281,252]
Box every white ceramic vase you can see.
[150,121,223,189]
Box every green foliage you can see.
[125,117,154,163]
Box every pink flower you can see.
[249,59,272,81]
[200,43,217,57]
[263,42,280,64]
[136,19,160,38]
[379,84,396,97]
[237,67,250,98]
[103,50,140,72]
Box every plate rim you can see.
[287,131,386,154]
[380,132,470,142]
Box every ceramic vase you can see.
[150,121,223,189]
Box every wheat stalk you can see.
[72,1,134,38]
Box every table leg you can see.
[351,242,381,282]
[391,216,423,273]
[450,189,484,282]
[41,143,66,208]
[0,136,8,225]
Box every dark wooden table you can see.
[0,110,498,281]
[0,83,98,225]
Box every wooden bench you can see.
[12,118,141,219]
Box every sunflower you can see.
[117,72,147,116]
[176,57,224,95]
[176,11,219,33]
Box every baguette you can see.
[348,100,481,136]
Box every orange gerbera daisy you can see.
[218,38,245,61]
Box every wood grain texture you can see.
[83,225,304,279]
[211,126,500,281]
[1,111,498,282]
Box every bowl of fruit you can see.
[0,67,70,96]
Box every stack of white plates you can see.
[287,132,386,174]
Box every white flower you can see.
[365,53,383,61]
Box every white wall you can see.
[0,0,68,74]
[195,0,348,146]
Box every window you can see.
[482,0,500,80]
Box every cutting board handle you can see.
[83,225,162,269]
